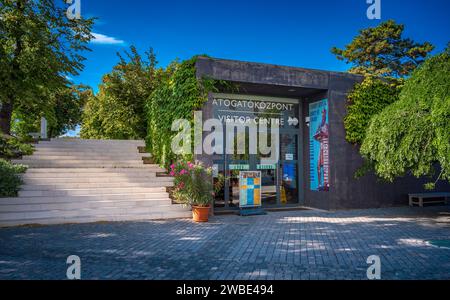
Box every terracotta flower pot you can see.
[192,205,210,222]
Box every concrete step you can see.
[32,149,143,154]
[37,140,142,144]
[13,159,146,164]
[2,139,188,226]
[0,205,190,222]
[21,174,160,180]
[24,167,165,173]
[21,173,165,178]
[21,180,174,190]
[46,139,145,144]
[21,176,171,183]
[12,161,158,168]
[34,146,142,151]
[0,193,171,204]
[17,164,149,169]
[33,148,148,153]
[0,198,175,212]
[20,159,150,165]
[21,172,163,178]
[35,145,142,149]
[38,139,144,145]
[24,154,151,160]
[0,209,192,227]
[19,187,168,197]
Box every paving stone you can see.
[0,206,449,279]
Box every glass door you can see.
[215,132,300,209]
[210,93,301,209]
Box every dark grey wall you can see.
[196,56,330,90]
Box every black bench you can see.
[408,193,450,207]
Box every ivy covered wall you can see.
[344,77,402,145]
[145,56,218,168]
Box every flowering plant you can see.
[170,161,224,207]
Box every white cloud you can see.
[91,32,125,45]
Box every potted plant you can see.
[170,161,224,222]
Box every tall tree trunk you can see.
[0,100,13,135]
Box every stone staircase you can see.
[0,139,191,227]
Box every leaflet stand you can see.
[239,207,267,216]
[238,171,267,216]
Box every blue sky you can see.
[74,0,450,93]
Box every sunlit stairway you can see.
[0,139,191,227]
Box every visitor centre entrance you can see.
[211,94,303,210]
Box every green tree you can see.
[0,0,94,134]
[344,78,402,145]
[360,49,450,186]
[80,46,157,139]
[48,84,93,137]
[332,20,434,77]
[10,84,92,138]
[335,21,434,146]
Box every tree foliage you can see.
[48,85,93,137]
[360,50,450,186]
[337,21,433,146]
[344,77,402,145]
[0,0,94,134]
[11,84,92,138]
[80,46,157,139]
[0,158,27,197]
[332,20,434,77]
[0,134,34,159]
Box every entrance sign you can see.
[309,99,330,192]
[229,164,249,171]
[239,171,262,207]
[212,93,299,130]
[257,164,276,170]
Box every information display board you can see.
[239,171,262,208]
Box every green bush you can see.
[0,135,35,159]
[0,159,27,197]
[80,47,157,140]
[344,77,402,145]
[170,161,224,207]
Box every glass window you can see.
[213,163,225,208]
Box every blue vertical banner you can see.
[309,99,330,191]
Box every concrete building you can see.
[194,56,449,211]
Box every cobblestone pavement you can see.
[0,206,449,280]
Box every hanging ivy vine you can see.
[344,77,403,145]
[145,56,226,168]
